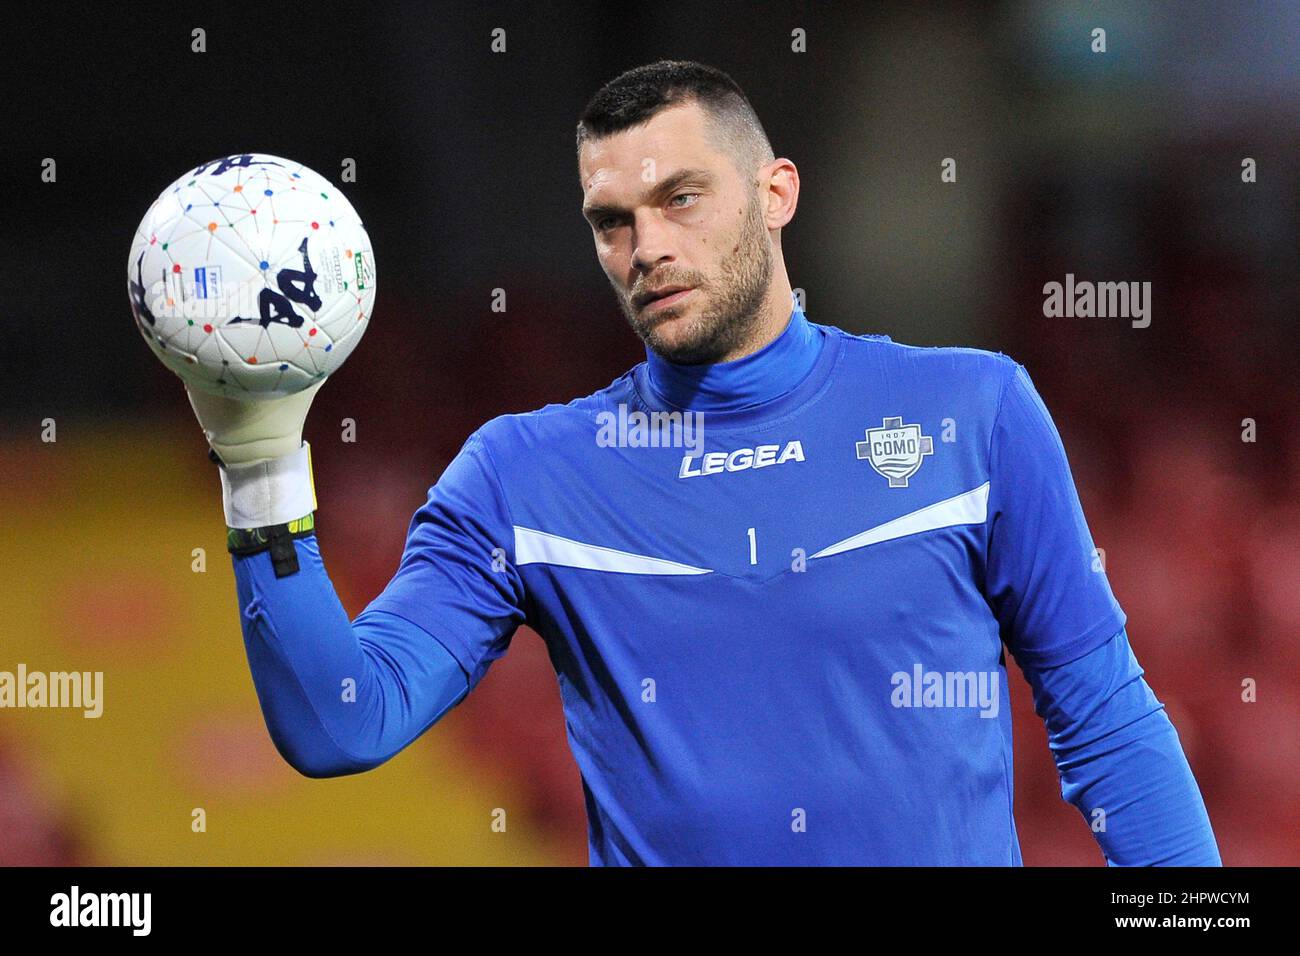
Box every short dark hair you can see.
[576,60,775,177]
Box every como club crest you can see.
[856,416,934,488]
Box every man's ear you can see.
[763,158,799,230]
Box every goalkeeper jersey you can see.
[357,304,1129,865]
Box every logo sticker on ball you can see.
[194,266,222,300]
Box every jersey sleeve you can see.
[363,429,527,691]
[1020,628,1221,865]
[984,362,1126,670]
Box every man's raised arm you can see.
[189,381,525,777]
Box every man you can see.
[191,60,1221,865]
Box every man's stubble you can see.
[617,188,774,366]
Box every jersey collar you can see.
[639,304,824,417]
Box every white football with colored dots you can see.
[127,153,375,399]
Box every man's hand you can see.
[186,380,325,467]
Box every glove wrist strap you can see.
[214,441,318,579]
[227,513,316,578]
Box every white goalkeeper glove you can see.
[186,381,324,529]
[185,380,323,466]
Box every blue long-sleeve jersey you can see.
[231,305,1220,865]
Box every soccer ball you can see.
[127,153,375,400]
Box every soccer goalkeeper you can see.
[189,60,1221,865]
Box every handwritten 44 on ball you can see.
[127,153,375,400]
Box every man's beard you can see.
[617,191,774,365]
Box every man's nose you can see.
[631,210,676,272]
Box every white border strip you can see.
[810,482,989,559]
[514,526,712,575]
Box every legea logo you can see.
[679,440,805,478]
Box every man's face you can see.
[579,102,773,364]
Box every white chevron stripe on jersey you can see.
[810,482,990,560]
[514,526,713,575]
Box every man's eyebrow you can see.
[582,167,716,221]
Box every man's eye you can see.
[669,193,700,209]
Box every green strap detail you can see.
[227,512,316,578]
